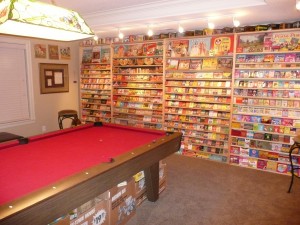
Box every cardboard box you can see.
[135,178,167,207]
[133,171,146,196]
[158,161,167,195]
[134,161,167,207]
[159,161,166,185]
[48,216,69,225]
[133,171,146,206]
[109,178,136,225]
[70,192,110,225]
[135,188,147,206]
[159,180,167,194]
[49,191,110,225]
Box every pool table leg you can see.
[144,162,160,202]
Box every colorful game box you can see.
[188,37,211,56]
[236,33,266,53]
[211,35,234,56]
[271,31,300,51]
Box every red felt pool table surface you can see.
[0,123,165,205]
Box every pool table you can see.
[0,122,182,225]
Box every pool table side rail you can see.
[0,140,20,150]
[23,122,164,144]
[0,123,165,155]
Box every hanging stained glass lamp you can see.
[0,0,94,41]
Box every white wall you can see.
[0,35,81,137]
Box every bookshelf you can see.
[230,30,300,175]
[112,41,164,129]
[78,29,300,175]
[164,35,234,162]
[80,45,112,123]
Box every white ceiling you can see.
[41,0,300,38]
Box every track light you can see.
[208,21,215,29]
[178,24,184,33]
[147,28,154,37]
[118,30,124,39]
[93,35,99,41]
[297,0,300,10]
[233,17,240,27]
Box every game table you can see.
[0,122,182,225]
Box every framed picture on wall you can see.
[59,46,71,60]
[39,63,69,94]
[34,44,47,58]
[48,45,59,59]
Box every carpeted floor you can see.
[127,154,300,225]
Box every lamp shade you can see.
[0,0,94,41]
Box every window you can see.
[0,37,35,128]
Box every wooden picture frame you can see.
[48,45,59,59]
[34,44,47,58]
[39,63,69,94]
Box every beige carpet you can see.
[127,154,300,225]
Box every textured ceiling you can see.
[41,0,300,38]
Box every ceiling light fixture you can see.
[233,17,240,27]
[118,30,124,39]
[0,0,94,41]
[178,24,184,33]
[208,21,215,29]
[147,27,154,37]
[93,35,99,41]
[296,0,300,10]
